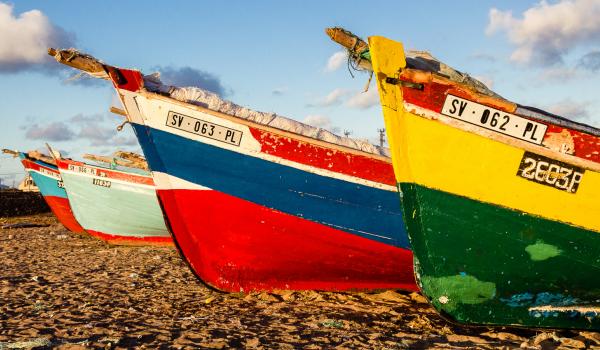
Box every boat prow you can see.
[330,28,600,330]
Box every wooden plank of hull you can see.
[56,158,172,246]
[369,35,600,330]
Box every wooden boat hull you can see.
[110,70,416,292]
[56,159,172,246]
[19,155,84,233]
[369,36,600,329]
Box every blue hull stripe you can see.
[132,124,409,248]
[18,154,67,199]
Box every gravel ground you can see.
[0,214,599,349]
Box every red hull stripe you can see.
[44,196,85,233]
[158,188,417,292]
[248,128,396,185]
[86,229,173,247]
[57,158,154,186]
[21,159,59,176]
[401,77,600,165]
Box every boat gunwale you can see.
[133,88,393,163]
[397,67,600,138]
[21,157,60,174]
[56,157,154,181]
[403,101,600,174]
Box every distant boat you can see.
[329,27,600,330]
[55,153,172,246]
[3,149,84,233]
[48,48,416,292]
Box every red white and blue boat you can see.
[49,49,416,292]
[3,149,84,233]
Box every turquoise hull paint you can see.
[60,171,169,238]
[28,170,65,199]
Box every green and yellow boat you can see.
[328,28,600,330]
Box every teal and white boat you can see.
[56,154,172,246]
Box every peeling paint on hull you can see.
[401,183,600,330]
[101,67,416,292]
[368,35,600,330]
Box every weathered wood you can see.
[48,48,109,79]
[83,153,148,171]
[112,151,149,171]
[2,149,18,157]
[26,150,56,166]
[110,106,127,117]
[325,27,368,55]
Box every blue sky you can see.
[1,0,599,186]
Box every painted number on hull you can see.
[517,152,584,193]
[92,178,111,188]
[68,164,96,175]
[57,180,64,189]
[39,167,60,179]
[441,95,547,145]
[166,111,242,146]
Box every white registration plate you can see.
[441,95,547,145]
[166,111,242,146]
[39,167,60,180]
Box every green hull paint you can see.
[61,172,169,238]
[400,182,600,330]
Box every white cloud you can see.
[325,51,347,72]
[23,113,139,147]
[346,88,379,109]
[303,115,332,129]
[546,99,590,120]
[25,121,75,141]
[0,2,74,72]
[537,66,579,82]
[154,66,229,96]
[486,0,600,66]
[302,115,341,134]
[309,88,349,107]
[578,51,600,72]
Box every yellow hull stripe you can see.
[369,36,600,233]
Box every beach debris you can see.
[2,222,49,229]
[480,331,526,342]
[320,319,344,329]
[0,338,51,349]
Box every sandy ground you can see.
[1,214,599,349]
